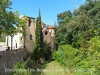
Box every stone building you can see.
[24,15,56,52]
[43,25,56,51]
[6,15,55,52]
[24,16,36,52]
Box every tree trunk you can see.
[11,35,13,50]
[7,36,8,46]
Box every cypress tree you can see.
[33,8,44,64]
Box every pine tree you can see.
[33,8,44,64]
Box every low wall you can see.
[0,49,29,75]
[0,42,6,46]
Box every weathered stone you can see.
[0,49,28,75]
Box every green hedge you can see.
[52,36,100,74]
[0,38,5,42]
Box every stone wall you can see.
[0,49,28,75]
[25,17,35,53]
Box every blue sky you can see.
[11,0,86,25]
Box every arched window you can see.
[45,31,48,35]
[30,35,32,40]
[28,19,31,27]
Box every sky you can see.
[11,0,86,25]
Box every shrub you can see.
[27,60,36,68]
[0,37,5,42]
[13,62,32,75]
[52,45,80,67]
[43,41,52,60]
[53,36,100,74]
[75,36,100,74]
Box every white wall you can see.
[6,33,24,50]
[48,29,55,36]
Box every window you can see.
[45,31,48,35]
[16,43,17,48]
[51,30,52,32]
[21,37,22,40]
[28,19,31,27]
[30,35,32,40]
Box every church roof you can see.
[48,25,55,29]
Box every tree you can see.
[0,0,21,50]
[56,0,100,49]
[32,8,44,64]
[17,15,28,48]
[0,0,12,36]
[56,10,72,49]
[4,11,18,50]
[0,0,27,50]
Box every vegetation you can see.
[56,0,100,49]
[53,0,100,75]
[0,0,27,50]
[40,61,67,75]
[0,37,5,42]
[1,0,100,75]
[11,8,52,75]
[12,62,32,75]
[31,8,44,64]
[0,0,12,36]
[43,41,52,61]
[53,36,100,74]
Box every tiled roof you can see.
[48,25,55,29]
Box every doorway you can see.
[16,43,17,48]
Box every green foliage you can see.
[74,36,100,74]
[13,62,32,75]
[17,16,28,36]
[0,37,5,42]
[43,41,52,60]
[53,36,100,74]
[27,60,36,68]
[0,0,17,35]
[55,0,100,49]
[0,0,27,50]
[87,36,100,74]
[0,0,26,36]
[53,45,80,67]
[54,0,100,75]
[32,8,44,64]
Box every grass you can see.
[33,60,73,75]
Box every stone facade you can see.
[43,25,56,51]
[24,16,36,52]
[20,15,56,52]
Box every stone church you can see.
[21,15,56,52]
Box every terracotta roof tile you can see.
[48,25,55,29]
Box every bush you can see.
[43,41,52,60]
[12,62,32,75]
[0,37,5,42]
[53,36,100,74]
[27,60,36,68]
[74,36,100,74]
[52,45,80,67]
